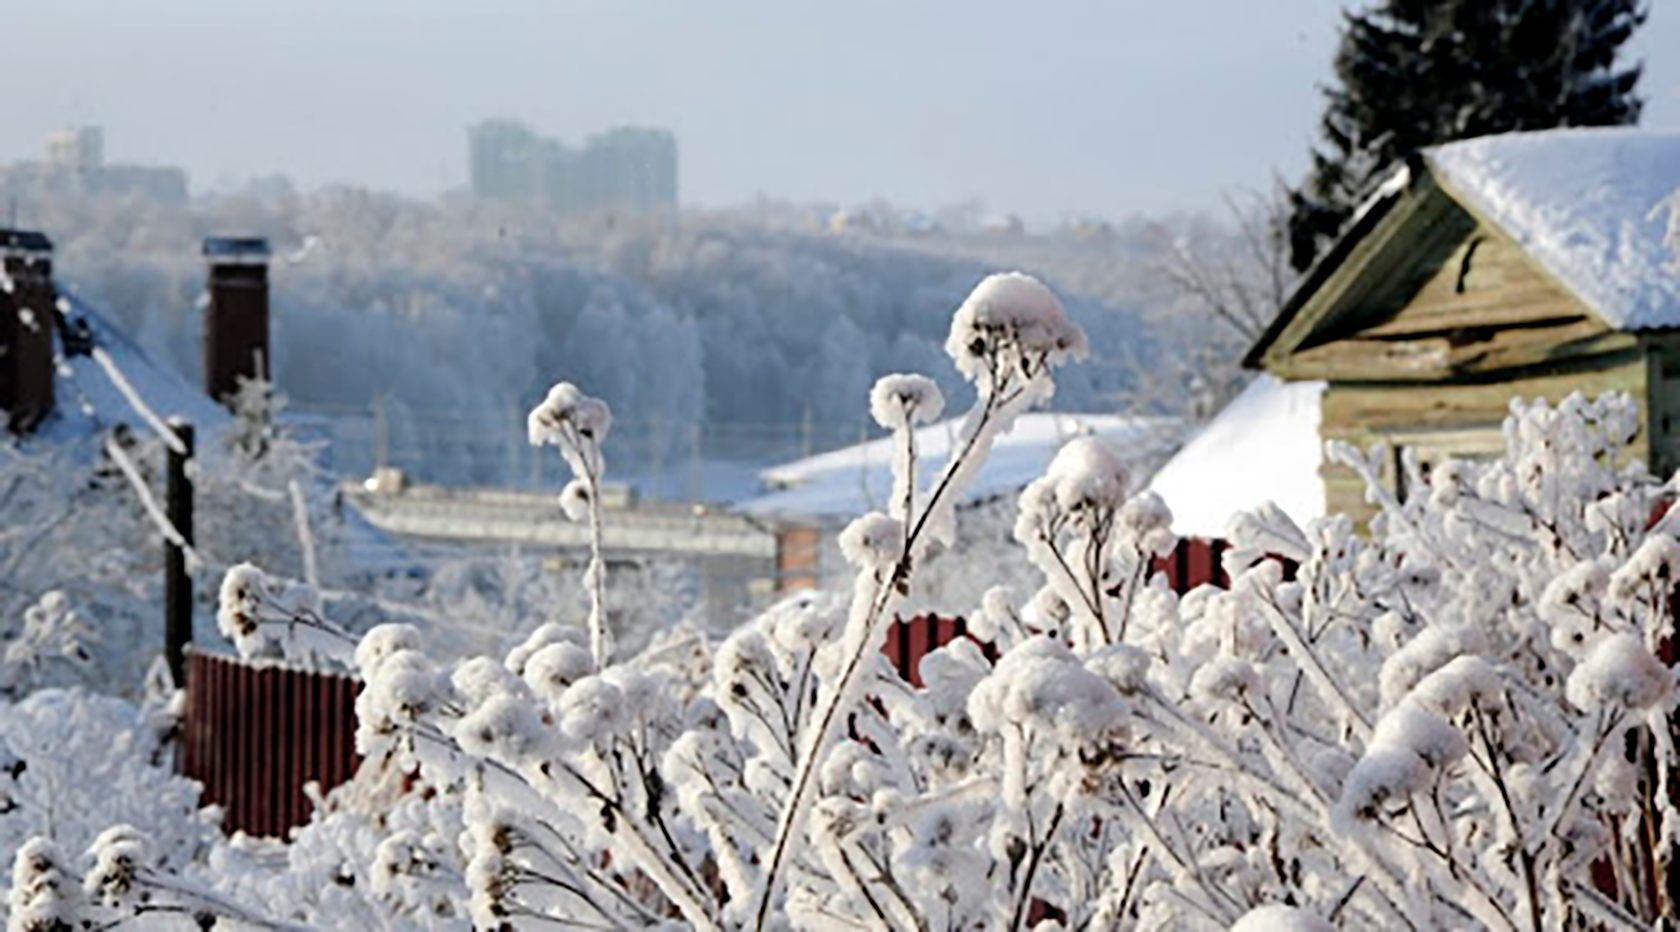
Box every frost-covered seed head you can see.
[1379,625,1488,710]
[527,381,612,448]
[1336,748,1430,828]
[560,675,626,745]
[8,837,80,932]
[452,655,526,708]
[1407,656,1505,718]
[1190,657,1263,706]
[837,512,905,571]
[217,562,267,643]
[944,272,1087,393]
[505,623,587,677]
[354,623,422,678]
[1567,632,1674,711]
[1117,490,1176,556]
[1043,438,1129,514]
[557,478,593,522]
[364,650,440,723]
[523,642,595,703]
[455,692,547,761]
[1368,701,1468,769]
[83,825,148,910]
[1609,534,1680,601]
[1086,644,1152,695]
[869,374,945,430]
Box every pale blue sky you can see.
[5,1,1677,221]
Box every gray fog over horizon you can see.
[6,1,1679,223]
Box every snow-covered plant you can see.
[7,838,78,932]
[0,593,92,700]
[199,770,472,930]
[336,271,1089,930]
[41,269,1680,930]
[0,689,221,929]
[527,381,614,668]
[217,562,355,664]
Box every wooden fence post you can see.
[165,420,194,688]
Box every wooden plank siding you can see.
[1640,333,1680,480]
[1271,191,1630,384]
[1319,359,1648,520]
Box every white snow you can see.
[1566,632,1673,712]
[1146,375,1326,538]
[1229,904,1336,932]
[869,374,945,430]
[41,296,226,443]
[1427,127,1680,330]
[743,412,1173,520]
[943,271,1087,389]
[89,347,188,455]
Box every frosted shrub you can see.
[26,272,1680,930]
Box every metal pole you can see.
[372,392,388,471]
[165,420,194,688]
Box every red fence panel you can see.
[183,650,363,838]
[884,537,1257,685]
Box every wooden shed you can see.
[1247,128,1680,518]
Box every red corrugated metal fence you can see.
[182,649,361,838]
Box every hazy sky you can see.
[6,1,1678,222]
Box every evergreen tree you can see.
[1288,0,1646,272]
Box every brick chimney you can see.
[202,236,271,407]
[0,229,57,434]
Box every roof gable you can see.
[1426,128,1680,331]
[1250,129,1680,373]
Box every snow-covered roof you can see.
[741,412,1176,521]
[1146,375,1325,539]
[36,295,227,444]
[1425,128,1680,330]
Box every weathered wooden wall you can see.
[1319,359,1648,519]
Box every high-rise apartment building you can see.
[468,120,677,216]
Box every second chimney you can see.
[0,229,57,434]
[202,236,271,407]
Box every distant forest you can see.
[22,189,1256,483]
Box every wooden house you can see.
[1246,128,1680,518]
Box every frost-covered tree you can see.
[26,273,1680,930]
[28,189,1153,487]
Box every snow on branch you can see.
[102,435,202,571]
[90,346,188,456]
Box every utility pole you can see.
[649,413,665,500]
[372,392,389,472]
[508,402,521,487]
[689,422,703,503]
[165,420,194,689]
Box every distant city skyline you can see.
[468,120,678,215]
[4,1,1677,224]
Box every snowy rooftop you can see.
[1146,375,1325,539]
[741,412,1177,521]
[1426,127,1680,330]
[36,295,227,444]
